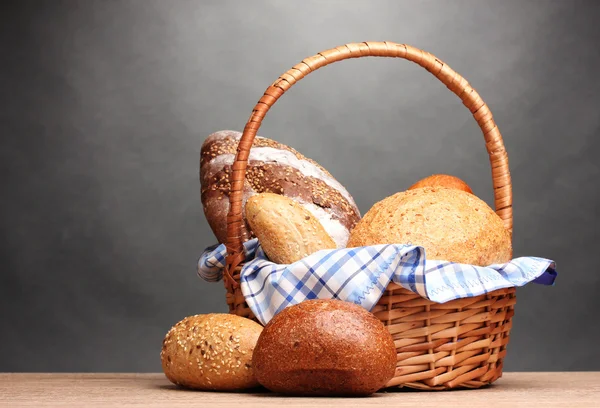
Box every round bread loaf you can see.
[200,130,360,247]
[252,299,397,396]
[161,314,263,391]
[347,187,512,265]
[409,174,473,194]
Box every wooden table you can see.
[0,373,597,407]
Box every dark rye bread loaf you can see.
[200,130,360,247]
[252,299,397,396]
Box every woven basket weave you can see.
[222,42,515,390]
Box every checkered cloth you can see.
[198,239,556,325]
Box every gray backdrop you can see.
[2,0,599,372]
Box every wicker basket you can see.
[222,42,515,390]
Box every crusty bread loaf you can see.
[347,187,512,266]
[200,130,360,247]
[252,299,397,396]
[409,174,473,194]
[161,314,262,391]
[245,193,336,264]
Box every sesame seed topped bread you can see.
[246,193,337,264]
[161,314,263,391]
[347,187,512,266]
[200,130,360,247]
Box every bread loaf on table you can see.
[348,187,512,266]
[245,193,336,264]
[161,314,263,391]
[252,299,397,396]
[200,130,360,247]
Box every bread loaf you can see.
[200,130,360,247]
[246,193,336,264]
[347,187,512,265]
[252,299,397,396]
[409,174,473,194]
[161,314,262,391]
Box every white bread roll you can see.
[245,193,336,264]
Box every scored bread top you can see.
[347,187,512,266]
[200,130,360,246]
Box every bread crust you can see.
[348,187,512,265]
[408,174,473,194]
[252,299,397,396]
[200,130,360,247]
[245,193,336,264]
[161,314,263,391]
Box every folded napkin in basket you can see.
[198,239,556,325]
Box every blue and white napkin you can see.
[198,239,556,325]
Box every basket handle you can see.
[224,42,512,288]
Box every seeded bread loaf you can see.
[200,130,360,247]
[161,314,262,391]
[246,193,336,264]
[347,187,512,266]
[252,299,397,396]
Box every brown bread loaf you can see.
[200,130,360,247]
[245,193,336,264]
[161,314,262,391]
[408,174,473,194]
[347,187,512,265]
[252,299,397,396]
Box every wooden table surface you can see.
[0,372,598,407]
